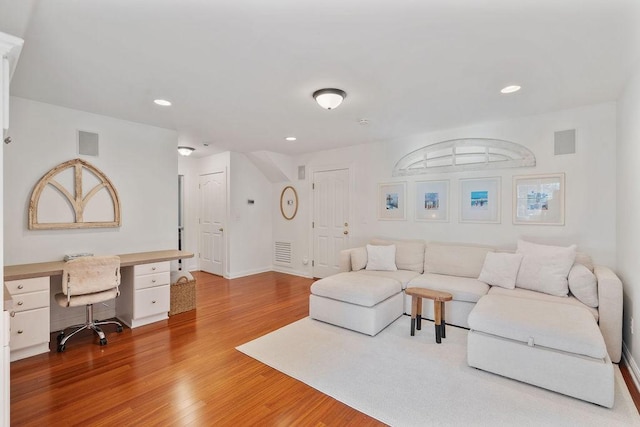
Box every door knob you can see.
[343,230,349,235]
[219,228,224,232]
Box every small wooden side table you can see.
[405,287,453,344]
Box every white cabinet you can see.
[6,277,50,361]
[117,262,170,328]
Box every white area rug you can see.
[237,316,640,427]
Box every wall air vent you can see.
[274,241,292,265]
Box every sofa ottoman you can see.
[309,272,403,336]
[467,294,614,407]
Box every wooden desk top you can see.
[4,250,194,282]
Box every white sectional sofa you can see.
[308,238,623,407]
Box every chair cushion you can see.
[469,294,607,359]
[365,244,397,271]
[568,263,599,308]
[55,288,119,308]
[370,239,426,273]
[408,273,490,303]
[424,242,495,278]
[354,269,421,289]
[488,286,598,321]
[310,272,402,308]
[515,240,576,297]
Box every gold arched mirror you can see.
[280,186,298,220]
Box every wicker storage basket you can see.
[169,271,196,315]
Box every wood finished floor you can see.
[10,271,382,426]
[10,271,640,425]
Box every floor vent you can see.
[274,241,292,265]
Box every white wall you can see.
[274,102,618,278]
[5,97,179,328]
[228,152,273,278]
[181,151,272,278]
[617,66,640,374]
[5,97,178,264]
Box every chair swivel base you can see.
[57,304,123,352]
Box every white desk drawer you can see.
[134,285,169,319]
[10,290,48,313]
[5,277,49,295]
[135,272,170,290]
[134,262,170,276]
[10,308,50,350]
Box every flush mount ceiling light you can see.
[500,85,521,94]
[154,99,172,106]
[313,88,347,110]
[177,146,195,156]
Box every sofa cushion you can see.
[365,244,397,271]
[354,269,421,289]
[515,240,576,297]
[424,242,495,278]
[469,294,607,359]
[370,239,425,273]
[351,246,368,271]
[408,273,490,303]
[310,272,402,308]
[488,286,598,321]
[575,252,594,272]
[477,252,523,289]
[568,263,599,308]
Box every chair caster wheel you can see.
[57,344,65,352]
[99,338,107,346]
[57,332,64,344]
[116,325,123,333]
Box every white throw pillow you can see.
[351,247,368,271]
[515,240,576,297]
[477,252,523,289]
[365,244,398,271]
[568,263,599,307]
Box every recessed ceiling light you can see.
[285,136,297,141]
[500,85,521,94]
[154,99,172,106]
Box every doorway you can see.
[199,172,226,276]
[312,168,350,278]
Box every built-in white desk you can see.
[3,250,193,361]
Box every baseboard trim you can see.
[226,267,272,279]
[623,341,640,394]
[271,266,312,278]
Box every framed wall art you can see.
[459,177,501,223]
[415,180,449,222]
[378,182,406,220]
[513,173,565,225]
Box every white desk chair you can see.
[54,255,124,352]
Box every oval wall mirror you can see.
[280,186,298,220]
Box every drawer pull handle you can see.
[152,300,156,304]
[17,284,24,290]
[152,267,156,271]
[152,279,156,283]
[17,330,23,334]
[10,311,15,317]
[17,301,23,306]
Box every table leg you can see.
[441,300,446,339]
[410,295,417,336]
[416,297,422,330]
[434,300,442,344]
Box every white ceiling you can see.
[2,0,639,157]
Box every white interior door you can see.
[313,168,350,278]
[199,172,226,276]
